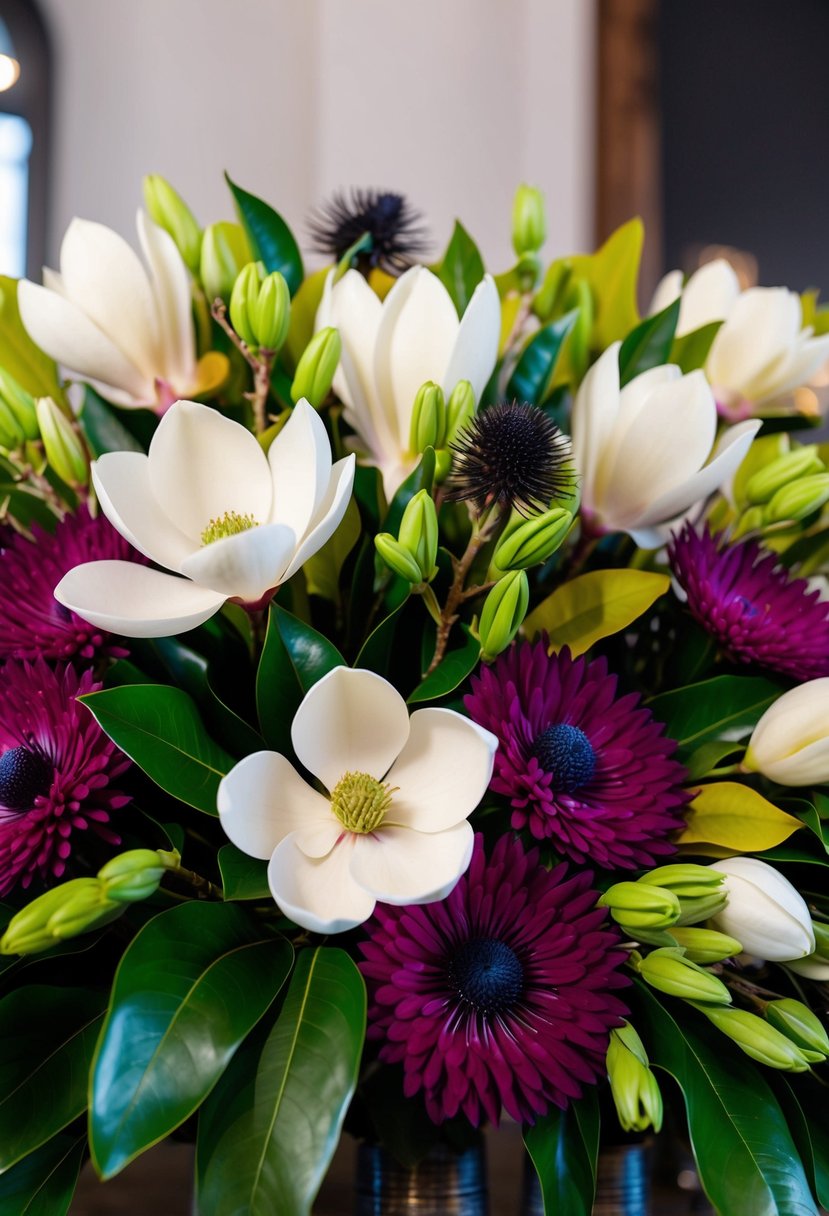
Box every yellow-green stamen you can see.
[329,770,396,835]
[200,511,259,546]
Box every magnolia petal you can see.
[707,288,801,396]
[180,522,297,601]
[291,666,410,792]
[349,821,474,905]
[649,269,683,318]
[755,737,829,787]
[267,834,375,934]
[748,333,829,405]
[218,751,331,860]
[384,708,498,833]
[137,210,196,391]
[570,342,622,511]
[675,259,740,336]
[54,560,226,637]
[613,364,682,441]
[442,273,501,401]
[268,397,331,539]
[148,399,273,541]
[279,454,356,583]
[92,451,194,571]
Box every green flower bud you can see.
[637,947,732,1004]
[533,258,572,322]
[409,381,446,454]
[766,473,829,524]
[98,848,179,903]
[201,221,251,303]
[229,261,262,347]
[253,271,291,352]
[599,882,681,931]
[607,1022,663,1134]
[397,490,438,582]
[744,445,823,505]
[566,278,594,378]
[512,184,547,257]
[0,368,39,440]
[669,927,742,963]
[479,570,530,661]
[639,864,725,899]
[692,1004,811,1071]
[674,890,728,926]
[143,174,202,276]
[0,397,24,450]
[446,380,476,446]
[765,999,829,1059]
[733,505,766,539]
[0,878,121,955]
[375,533,423,584]
[493,507,574,572]
[291,327,342,408]
[0,883,74,954]
[36,397,89,487]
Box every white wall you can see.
[38,0,595,272]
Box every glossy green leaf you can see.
[683,739,743,781]
[0,986,105,1170]
[647,675,782,757]
[89,901,292,1179]
[197,946,366,1216]
[408,625,481,703]
[780,1078,829,1208]
[523,1088,599,1216]
[670,320,722,374]
[226,173,303,296]
[506,311,578,404]
[635,982,818,1216]
[219,844,271,901]
[256,606,303,753]
[524,569,669,657]
[788,800,829,854]
[0,1133,85,1216]
[619,299,680,385]
[355,599,410,678]
[0,277,64,401]
[436,221,485,316]
[273,606,345,694]
[382,448,436,535]
[79,386,145,456]
[80,684,234,815]
[303,497,361,602]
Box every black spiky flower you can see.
[445,401,574,517]
[308,189,428,276]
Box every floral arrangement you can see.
[0,174,827,1216]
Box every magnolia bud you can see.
[397,490,438,582]
[640,864,725,899]
[512,184,546,257]
[766,473,829,524]
[201,221,251,303]
[692,1004,811,1071]
[566,278,594,377]
[743,679,829,787]
[669,927,742,963]
[673,890,728,926]
[637,947,732,1004]
[374,533,423,584]
[143,175,202,276]
[765,999,829,1059]
[709,858,815,962]
[0,878,121,955]
[98,848,178,903]
[479,570,529,661]
[744,445,823,505]
[0,368,39,440]
[291,327,341,408]
[493,508,573,571]
[606,1022,663,1134]
[409,381,446,454]
[446,380,476,445]
[253,271,291,352]
[229,261,262,347]
[0,397,24,450]
[598,882,681,931]
[36,397,89,487]
[533,258,572,322]
[0,883,75,954]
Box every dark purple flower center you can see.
[447,937,523,1015]
[0,746,53,810]
[532,723,596,792]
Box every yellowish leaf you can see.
[523,568,669,658]
[680,781,803,852]
[283,267,329,371]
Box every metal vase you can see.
[355,1141,489,1216]
[520,1141,651,1216]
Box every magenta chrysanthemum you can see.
[0,659,130,894]
[668,524,829,682]
[464,642,689,868]
[0,505,143,663]
[359,833,629,1127]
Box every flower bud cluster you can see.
[375,489,439,586]
[230,263,291,353]
[606,1021,663,1134]
[599,864,728,940]
[731,433,829,537]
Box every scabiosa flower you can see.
[464,642,689,868]
[668,524,829,681]
[359,833,629,1126]
[0,660,130,895]
[0,505,144,664]
[308,189,428,276]
[445,401,573,517]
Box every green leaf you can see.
[524,569,670,657]
[683,739,743,781]
[0,1133,85,1216]
[436,221,485,316]
[670,320,722,374]
[79,684,235,815]
[284,268,329,370]
[506,311,578,404]
[219,844,271,901]
[274,606,345,694]
[303,497,361,602]
[197,946,366,1216]
[408,625,481,703]
[0,986,105,1171]
[647,675,783,757]
[635,982,818,1216]
[225,173,304,296]
[619,299,680,386]
[780,1078,829,1208]
[0,277,64,401]
[79,386,145,456]
[355,599,409,678]
[382,448,436,535]
[523,1089,599,1216]
[256,606,303,753]
[680,782,804,853]
[89,902,292,1179]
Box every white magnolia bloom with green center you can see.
[218,666,498,934]
[651,259,829,417]
[19,212,224,411]
[54,398,354,637]
[316,265,500,499]
[570,342,760,548]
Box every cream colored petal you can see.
[442,273,501,400]
[755,738,829,787]
[570,342,622,512]
[180,522,297,601]
[747,679,829,777]
[218,750,332,860]
[137,210,196,391]
[92,452,194,572]
[747,333,829,405]
[707,288,801,395]
[349,821,473,905]
[278,454,355,582]
[291,666,410,792]
[267,834,375,934]
[148,399,273,541]
[649,269,683,318]
[676,259,740,336]
[613,363,682,443]
[268,397,331,539]
[54,560,226,638]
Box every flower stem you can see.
[210,298,274,434]
[170,863,223,901]
[425,511,500,676]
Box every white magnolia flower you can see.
[19,211,225,411]
[55,398,354,637]
[651,259,829,417]
[316,265,500,498]
[218,666,498,934]
[743,679,829,787]
[709,857,815,962]
[570,343,760,548]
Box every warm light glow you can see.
[0,55,19,92]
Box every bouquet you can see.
[0,174,827,1216]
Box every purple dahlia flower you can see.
[464,642,689,868]
[0,505,142,663]
[0,659,130,895]
[668,524,829,682]
[359,833,629,1127]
